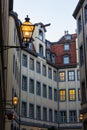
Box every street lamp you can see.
[20,15,35,46]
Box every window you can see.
[53,71,57,81]
[49,109,52,122]
[30,58,34,70]
[77,70,80,80]
[78,88,81,101]
[63,55,70,64]
[22,54,27,67]
[60,111,67,123]
[54,110,58,122]
[22,75,27,91]
[29,79,34,93]
[65,34,71,40]
[69,111,77,123]
[78,15,82,34]
[36,81,41,96]
[36,105,41,120]
[68,71,75,81]
[60,90,66,101]
[21,102,27,117]
[46,50,50,61]
[29,104,34,119]
[51,54,56,64]
[38,30,43,41]
[80,45,84,66]
[48,86,52,100]
[48,67,52,79]
[42,65,46,76]
[43,107,47,121]
[69,89,76,101]
[64,43,70,51]
[29,42,33,50]
[59,71,65,81]
[43,84,47,98]
[81,81,86,103]
[39,44,43,57]
[54,89,57,101]
[85,4,87,23]
[36,61,41,73]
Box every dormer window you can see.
[39,44,43,57]
[38,30,43,41]
[65,34,71,40]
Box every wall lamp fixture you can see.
[0,15,35,53]
[79,113,84,122]
[5,94,19,120]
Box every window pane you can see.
[60,90,66,101]
[60,111,67,123]
[36,105,41,120]
[21,102,27,117]
[42,65,46,76]
[53,71,57,81]
[68,71,75,81]
[49,109,52,122]
[43,107,47,121]
[29,79,34,93]
[69,89,76,101]
[64,44,70,51]
[59,72,65,81]
[48,86,52,100]
[69,111,77,122]
[54,110,58,122]
[22,75,27,91]
[22,54,27,67]
[43,84,47,98]
[36,81,41,96]
[29,104,34,119]
[48,67,52,79]
[63,55,69,64]
[36,61,41,73]
[30,58,34,70]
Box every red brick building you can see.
[51,33,77,68]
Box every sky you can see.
[13,0,79,42]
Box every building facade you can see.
[6,11,82,130]
[51,32,82,130]
[73,0,87,129]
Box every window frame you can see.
[69,89,76,101]
[68,70,75,81]
[63,55,70,64]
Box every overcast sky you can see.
[13,0,79,42]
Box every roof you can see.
[73,0,85,19]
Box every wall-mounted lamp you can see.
[79,113,84,122]
[5,94,19,120]
[20,15,35,45]
[0,15,35,53]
